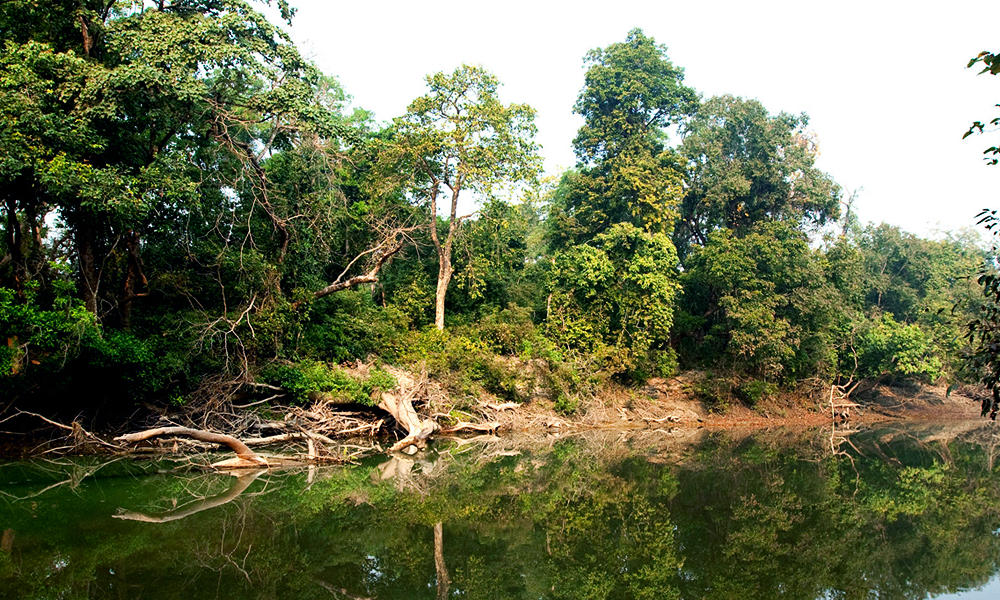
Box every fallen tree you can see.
[110,365,503,465]
[114,427,270,468]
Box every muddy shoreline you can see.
[0,374,988,460]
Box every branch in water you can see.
[114,427,268,467]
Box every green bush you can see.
[735,380,778,407]
[466,305,538,355]
[854,314,942,382]
[395,328,531,404]
[260,360,396,406]
[553,393,579,415]
[299,291,409,363]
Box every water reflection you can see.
[1,423,999,599]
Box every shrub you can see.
[735,380,778,408]
[854,314,942,382]
[260,360,396,406]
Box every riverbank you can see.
[484,371,984,433]
[0,368,986,461]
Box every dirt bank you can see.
[2,370,988,461]
[491,372,986,433]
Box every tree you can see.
[383,65,540,330]
[964,50,1000,165]
[676,95,840,259]
[964,49,1000,417]
[678,221,841,380]
[0,0,342,323]
[547,223,680,382]
[548,29,697,247]
[0,0,394,411]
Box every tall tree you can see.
[0,0,342,323]
[384,65,540,330]
[548,28,697,247]
[676,95,840,259]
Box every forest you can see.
[2,0,999,448]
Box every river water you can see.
[1,422,999,599]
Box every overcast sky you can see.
[286,0,999,237]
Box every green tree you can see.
[547,223,680,382]
[676,95,840,259]
[0,0,379,409]
[548,29,697,247]
[450,197,547,315]
[678,221,841,380]
[0,0,340,321]
[382,65,541,330]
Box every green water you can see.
[1,423,1000,599]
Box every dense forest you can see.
[1,1,997,437]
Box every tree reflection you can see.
[1,425,999,599]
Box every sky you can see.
[285,0,999,238]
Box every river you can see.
[1,422,999,599]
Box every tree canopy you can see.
[0,12,988,425]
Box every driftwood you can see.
[481,401,519,411]
[439,421,500,434]
[113,365,507,461]
[114,427,269,468]
[642,415,681,424]
[378,373,439,453]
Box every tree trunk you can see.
[120,230,147,329]
[377,370,439,453]
[74,220,100,316]
[3,197,24,293]
[434,255,452,331]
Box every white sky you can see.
[286,0,999,237]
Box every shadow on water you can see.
[1,422,1000,599]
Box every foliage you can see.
[260,360,395,406]
[679,221,840,381]
[964,50,1000,166]
[381,64,541,329]
[547,223,680,381]
[385,328,525,405]
[676,95,840,259]
[854,313,942,381]
[549,29,695,246]
[0,283,180,412]
[0,14,988,420]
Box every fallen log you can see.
[439,421,500,435]
[114,427,269,468]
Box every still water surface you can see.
[1,423,1000,599]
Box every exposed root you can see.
[377,367,441,454]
